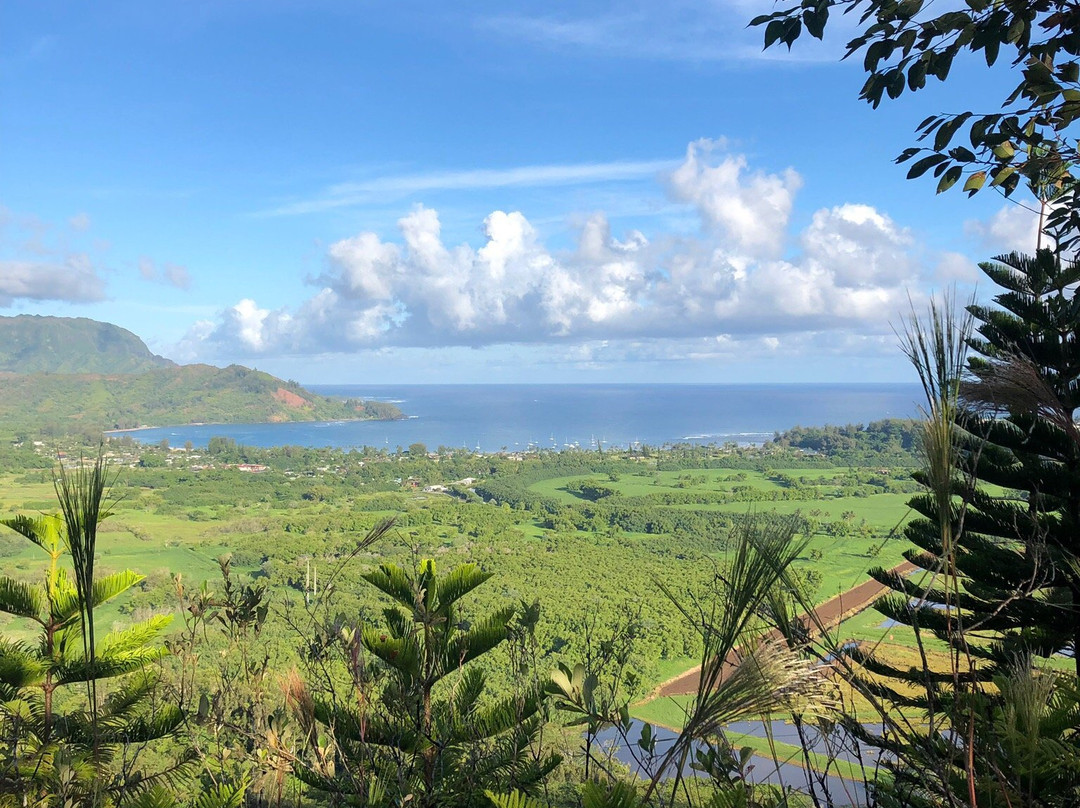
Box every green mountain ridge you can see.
[0,316,401,437]
[0,315,176,374]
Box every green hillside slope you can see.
[0,364,401,436]
[0,316,401,437]
[0,315,176,374]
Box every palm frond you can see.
[53,449,116,727]
[96,704,183,744]
[693,638,836,737]
[121,785,178,808]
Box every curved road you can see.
[648,560,917,700]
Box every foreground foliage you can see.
[0,457,182,807]
[292,557,560,807]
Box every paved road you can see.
[648,560,917,699]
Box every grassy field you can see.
[527,469,913,605]
[0,459,923,693]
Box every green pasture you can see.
[769,468,860,479]
[527,468,794,504]
[667,493,911,526]
[632,694,694,728]
[0,457,926,694]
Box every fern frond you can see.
[442,606,512,672]
[485,790,548,808]
[193,781,248,808]
[120,785,178,808]
[436,563,493,611]
[0,577,45,622]
[0,514,64,553]
[361,563,415,609]
[582,780,643,808]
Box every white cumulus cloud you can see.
[184,140,951,361]
[668,139,801,258]
[965,204,1042,254]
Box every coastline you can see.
[103,383,920,453]
[103,413,404,437]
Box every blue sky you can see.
[0,1,1040,383]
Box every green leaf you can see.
[486,791,547,808]
[886,69,906,98]
[764,19,786,48]
[0,577,44,621]
[933,111,972,152]
[907,153,948,179]
[990,165,1017,187]
[0,514,64,554]
[803,6,828,39]
[948,145,976,162]
[963,170,987,194]
[936,164,963,193]
[908,58,929,90]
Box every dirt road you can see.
[648,560,917,699]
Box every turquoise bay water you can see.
[115,383,922,451]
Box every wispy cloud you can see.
[476,6,847,64]
[258,158,677,217]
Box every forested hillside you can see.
[0,315,175,373]
[0,316,402,437]
[0,364,401,436]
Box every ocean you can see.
[114,383,923,451]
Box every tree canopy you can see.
[753,0,1080,241]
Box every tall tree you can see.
[871,249,1080,669]
[291,558,560,808]
[0,462,184,806]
